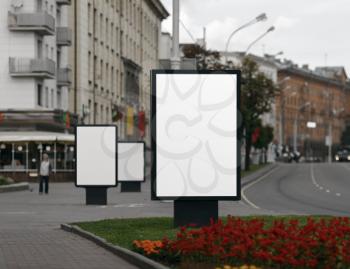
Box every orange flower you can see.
[133,240,164,255]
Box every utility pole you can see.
[171,0,181,70]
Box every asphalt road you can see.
[1,162,349,268]
[242,162,350,216]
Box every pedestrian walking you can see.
[39,153,52,194]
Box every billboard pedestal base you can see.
[174,200,218,227]
[85,187,107,205]
[120,182,141,192]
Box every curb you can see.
[0,182,29,193]
[61,224,169,269]
[241,163,278,187]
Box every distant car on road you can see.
[334,147,350,162]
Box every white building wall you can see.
[0,0,70,111]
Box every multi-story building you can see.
[68,0,168,145]
[276,61,350,160]
[0,0,75,180]
[221,51,350,161]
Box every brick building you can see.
[276,62,350,160]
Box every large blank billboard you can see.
[118,142,145,182]
[151,70,240,200]
[76,125,117,187]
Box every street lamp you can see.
[279,87,296,147]
[273,51,283,57]
[224,13,267,62]
[245,26,275,55]
[293,102,311,152]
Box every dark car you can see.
[334,147,350,162]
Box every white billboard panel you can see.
[151,70,240,200]
[118,142,145,182]
[76,125,117,187]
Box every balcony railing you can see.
[57,68,72,86]
[56,27,72,46]
[9,58,56,79]
[56,0,71,5]
[8,11,55,36]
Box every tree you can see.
[341,125,350,146]
[182,44,277,171]
[241,58,277,170]
[253,121,274,164]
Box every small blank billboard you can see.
[118,142,145,182]
[76,125,117,187]
[151,70,241,200]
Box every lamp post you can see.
[293,102,311,152]
[277,77,291,147]
[224,13,267,62]
[245,26,275,55]
[327,107,344,162]
[171,0,181,70]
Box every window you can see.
[93,8,97,38]
[57,88,62,109]
[45,44,49,58]
[88,3,92,33]
[106,18,109,46]
[106,106,110,123]
[100,13,103,41]
[88,51,92,81]
[37,84,43,106]
[45,87,49,108]
[100,104,104,123]
[51,89,54,108]
[88,99,92,123]
[37,39,43,58]
[106,63,109,89]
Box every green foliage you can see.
[0,176,13,186]
[253,123,274,150]
[182,45,277,170]
[341,125,350,146]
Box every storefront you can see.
[0,132,75,182]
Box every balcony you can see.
[8,11,55,36]
[56,27,72,46]
[56,0,71,5]
[9,58,56,79]
[57,68,72,86]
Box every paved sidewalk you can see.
[0,228,138,269]
[0,167,276,268]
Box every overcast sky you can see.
[160,0,350,76]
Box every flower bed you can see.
[133,216,350,268]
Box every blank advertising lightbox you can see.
[118,142,145,182]
[151,70,241,200]
[75,125,117,187]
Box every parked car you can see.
[334,147,350,162]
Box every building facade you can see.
[0,0,75,180]
[68,0,168,145]
[276,62,350,160]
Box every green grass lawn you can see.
[241,163,269,178]
[0,177,10,186]
[75,216,330,251]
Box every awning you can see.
[0,131,75,142]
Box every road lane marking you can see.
[311,163,342,197]
[113,203,146,208]
[0,211,36,215]
[241,167,279,210]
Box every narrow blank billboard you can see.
[118,142,145,182]
[151,70,241,200]
[76,125,117,187]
